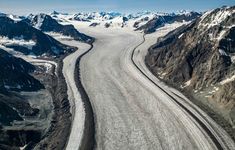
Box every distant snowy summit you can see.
[49,10,201,29]
[0,12,24,21]
[0,10,201,30]
[0,9,201,93]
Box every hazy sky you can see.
[0,0,234,15]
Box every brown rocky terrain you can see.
[146,6,235,135]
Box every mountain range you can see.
[146,6,235,126]
[50,11,201,29]
[0,11,94,149]
[0,6,234,149]
[0,16,76,56]
[25,14,94,43]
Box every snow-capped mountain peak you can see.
[0,12,6,17]
[25,13,48,29]
[51,11,60,15]
[71,11,123,22]
[25,13,94,43]
[199,6,235,29]
[0,12,24,21]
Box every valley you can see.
[0,5,234,150]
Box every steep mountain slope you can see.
[26,14,94,43]
[146,6,235,126]
[0,48,43,91]
[0,100,23,125]
[0,48,44,148]
[0,14,74,149]
[137,12,201,33]
[0,16,74,56]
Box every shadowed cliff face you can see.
[26,14,94,44]
[0,48,43,91]
[0,16,74,56]
[146,6,235,125]
[0,48,47,149]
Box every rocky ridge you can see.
[146,6,235,127]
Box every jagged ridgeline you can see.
[24,14,94,43]
[0,16,76,56]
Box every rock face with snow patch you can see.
[137,12,201,33]
[0,48,43,148]
[26,14,94,43]
[146,6,235,124]
[0,48,43,91]
[0,16,74,56]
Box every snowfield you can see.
[0,36,36,50]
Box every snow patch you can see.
[34,62,53,73]
[219,49,228,56]
[20,144,28,150]
[213,86,219,91]
[220,74,235,85]
[231,56,235,63]
[44,63,53,73]
[8,14,22,21]
[181,79,191,88]
[178,33,184,39]
[34,14,46,29]
[184,80,191,87]
[0,36,36,50]
[199,10,214,25]
[46,32,73,40]
[217,30,227,41]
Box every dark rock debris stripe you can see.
[132,34,224,150]
[74,43,96,150]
